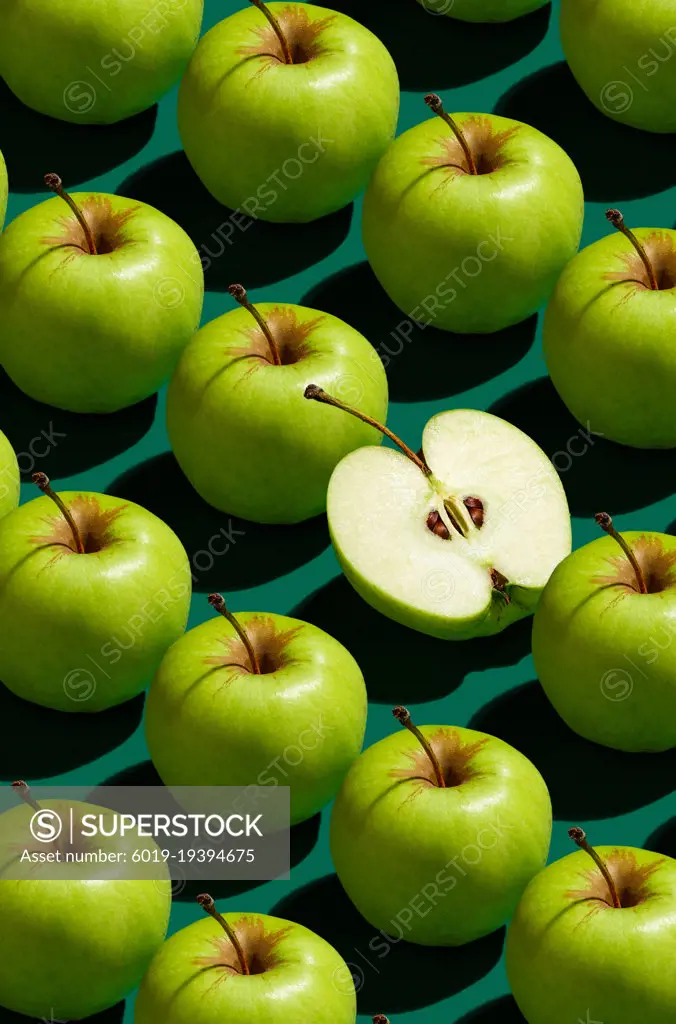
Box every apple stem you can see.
[392,706,446,788]
[424,94,478,176]
[594,513,647,595]
[32,473,85,554]
[228,284,282,366]
[248,0,293,64]
[304,385,431,476]
[490,568,511,605]
[197,894,251,974]
[11,780,41,813]
[605,209,658,291]
[208,594,261,675]
[44,174,98,256]
[568,827,622,909]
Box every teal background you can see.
[2,0,676,1020]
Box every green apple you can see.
[419,0,549,22]
[507,825,676,1023]
[167,286,388,523]
[305,385,571,640]
[0,0,203,124]
[330,707,552,946]
[544,209,676,448]
[533,512,676,752]
[560,0,676,133]
[0,175,204,413]
[145,594,367,826]
[362,93,583,334]
[0,782,171,1020]
[0,474,191,712]
[0,430,19,521]
[135,894,357,1023]
[0,149,7,230]
[178,1,399,222]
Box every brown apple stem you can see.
[11,781,41,813]
[568,827,622,909]
[44,173,97,256]
[393,706,446,788]
[490,568,511,605]
[197,894,251,974]
[208,594,261,674]
[248,0,293,64]
[304,385,431,476]
[595,513,647,594]
[605,209,658,291]
[228,284,282,366]
[32,473,85,554]
[424,94,478,176]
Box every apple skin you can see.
[0,149,7,230]
[178,3,399,222]
[506,845,676,1023]
[166,303,388,523]
[362,112,583,333]
[0,0,203,124]
[532,531,676,753]
[544,229,676,448]
[0,430,19,521]
[330,724,552,946]
[145,612,367,826]
[0,798,171,1020]
[0,491,192,712]
[0,192,204,413]
[419,0,549,22]
[135,911,357,1023]
[560,0,676,133]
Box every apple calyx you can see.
[228,284,282,366]
[605,209,658,291]
[11,780,41,813]
[32,473,85,554]
[424,94,478,176]
[44,173,98,255]
[568,827,622,909]
[393,706,446,789]
[197,894,251,975]
[249,0,293,64]
[208,594,262,675]
[595,513,647,595]
[489,568,511,605]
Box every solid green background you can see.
[1,0,676,1020]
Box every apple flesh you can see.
[330,718,552,945]
[0,430,19,521]
[0,188,204,413]
[178,2,399,222]
[419,0,549,22]
[0,488,191,711]
[0,149,7,230]
[0,0,203,124]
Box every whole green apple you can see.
[0,175,204,413]
[135,894,357,1023]
[533,512,676,752]
[0,149,7,230]
[167,286,387,523]
[419,0,549,22]
[306,385,571,639]
[544,209,676,448]
[506,826,676,1023]
[0,430,19,521]
[560,0,676,132]
[0,474,191,712]
[330,707,552,946]
[0,0,203,124]
[362,93,583,334]
[0,782,171,1020]
[178,1,399,222]
[145,594,367,826]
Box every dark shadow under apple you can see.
[327,0,550,91]
[271,873,505,1014]
[0,79,156,193]
[0,686,144,781]
[495,62,676,202]
[470,681,676,819]
[645,817,676,859]
[456,994,526,1022]
[293,575,532,704]
[302,263,536,403]
[107,452,330,592]
[489,377,676,516]
[116,152,353,292]
[0,1003,124,1023]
